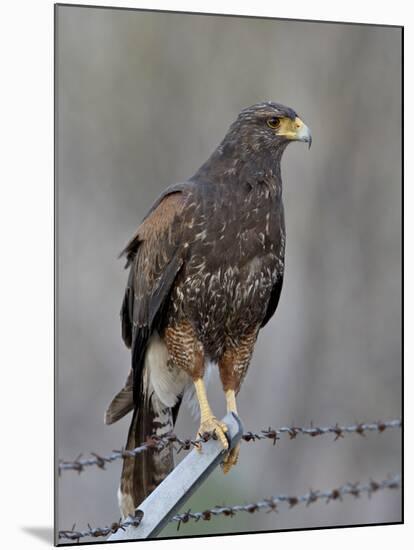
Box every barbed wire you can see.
[172,475,401,529]
[58,511,143,542]
[59,419,401,475]
[58,474,401,541]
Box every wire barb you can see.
[171,474,401,526]
[58,419,401,474]
[58,474,401,540]
[58,511,144,542]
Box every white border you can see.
[0,1,410,548]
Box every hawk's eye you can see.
[267,117,281,129]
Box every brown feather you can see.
[104,369,134,425]
[116,189,190,516]
[119,369,175,517]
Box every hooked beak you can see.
[293,117,312,149]
[277,116,312,149]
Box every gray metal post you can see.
[108,412,243,541]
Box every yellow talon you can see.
[197,416,229,450]
[194,378,229,451]
[221,389,240,473]
[222,441,240,474]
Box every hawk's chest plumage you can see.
[167,180,285,360]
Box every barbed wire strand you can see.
[59,419,401,475]
[171,475,401,528]
[58,512,143,542]
[58,474,401,541]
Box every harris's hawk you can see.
[105,102,311,517]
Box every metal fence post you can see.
[107,412,244,541]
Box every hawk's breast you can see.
[166,181,285,359]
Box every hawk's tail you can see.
[117,368,176,518]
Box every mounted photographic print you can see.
[55,3,403,545]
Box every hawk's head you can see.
[225,101,312,156]
[193,101,311,182]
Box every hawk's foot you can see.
[197,416,229,451]
[221,441,240,474]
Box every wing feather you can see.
[120,187,189,404]
[261,275,284,327]
[104,369,134,425]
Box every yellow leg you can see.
[225,389,237,414]
[222,389,240,474]
[194,378,228,450]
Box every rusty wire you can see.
[172,475,401,528]
[58,511,144,542]
[58,474,401,541]
[58,419,401,475]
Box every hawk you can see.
[105,102,311,517]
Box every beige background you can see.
[56,5,402,542]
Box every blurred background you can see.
[55,5,402,542]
